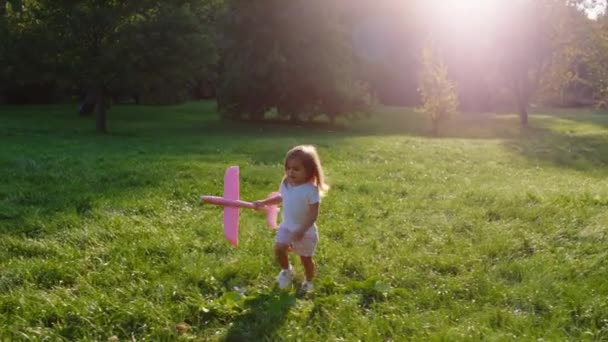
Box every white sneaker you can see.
[299,281,314,294]
[277,267,294,289]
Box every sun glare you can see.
[442,0,497,10]
[427,0,502,19]
[423,0,504,37]
[352,0,504,63]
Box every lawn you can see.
[0,102,607,340]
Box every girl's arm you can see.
[253,194,282,208]
[294,202,319,240]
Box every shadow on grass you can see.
[223,291,296,341]
[348,106,608,138]
[464,114,608,175]
[530,106,608,129]
[348,106,608,175]
[1,102,607,237]
[501,125,608,174]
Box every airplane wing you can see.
[223,166,240,247]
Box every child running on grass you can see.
[253,145,329,293]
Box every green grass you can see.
[1,102,607,340]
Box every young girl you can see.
[253,145,329,293]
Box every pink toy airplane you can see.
[200,166,279,247]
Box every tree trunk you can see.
[79,88,97,117]
[517,82,529,127]
[431,119,440,136]
[517,97,528,127]
[95,89,108,134]
[513,68,529,128]
[0,0,6,17]
[329,114,336,126]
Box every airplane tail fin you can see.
[264,192,280,229]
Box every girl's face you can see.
[285,157,309,186]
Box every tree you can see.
[547,0,608,108]
[588,14,608,108]
[417,40,458,136]
[1,0,61,104]
[492,0,593,126]
[539,5,596,107]
[33,0,220,133]
[1,0,22,17]
[493,1,543,126]
[217,0,372,123]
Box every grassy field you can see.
[1,102,607,340]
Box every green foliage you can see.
[33,0,219,102]
[216,0,373,123]
[539,4,597,107]
[0,0,22,16]
[3,0,608,116]
[0,0,222,108]
[1,102,608,339]
[115,1,221,105]
[0,0,60,102]
[417,41,458,135]
[0,15,8,95]
[588,16,608,109]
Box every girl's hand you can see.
[252,201,264,210]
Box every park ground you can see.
[0,102,607,340]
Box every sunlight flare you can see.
[425,0,503,22]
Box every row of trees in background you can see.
[1,0,222,132]
[216,0,374,124]
[1,0,608,132]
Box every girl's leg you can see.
[274,243,290,269]
[299,256,315,282]
[275,243,294,289]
